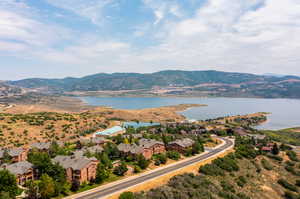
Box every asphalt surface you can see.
[73,137,233,199]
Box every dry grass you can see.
[106,148,234,199]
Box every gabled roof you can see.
[6,161,33,175]
[169,138,195,148]
[87,145,104,154]
[91,137,107,144]
[8,148,25,157]
[138,138,164,148]
[117,143,143,155]
[30,142,51,150]
[53,155,98,171]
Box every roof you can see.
[91,137,107,144]
[123,134,143,139]
[8,148,25,157]
[117,143,143,155]
[53,155,98,171]
[6,161,33,175]
[87,145,104,154]
[169,138,195,148]
[0,148,25,158]
[30,142,51,150]
[261,146,272,151]
[95,126,124,136]
[138,138,164,148]
[248,134,266,140]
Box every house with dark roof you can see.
[2,161,35,185]
[53,155,99,184]
[117,139,165,159]
[73,146,104,158]
[30,142,51,152]
[0,148,27,163]
[167,138,195,153]
[30,141,64,152]
[138,138,166,156]
[117,143,147,158]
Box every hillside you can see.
[0,82,24,97]
[131,137,300,199]
[9,70,300,98]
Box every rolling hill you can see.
[8,70,300,98]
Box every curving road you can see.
[67,137,234,199]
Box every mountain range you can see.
[6,70,300,98]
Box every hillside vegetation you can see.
[131,137,300,199]
[9,70,300,98]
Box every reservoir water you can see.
[79,97,300,130]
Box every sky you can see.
[1,0,300,80]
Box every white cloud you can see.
[0,1,73,54]
[127,0,300,75]
[1,0,300,78]
[46,0,112,25]
[39,39,130,64]
[143,0,184,25]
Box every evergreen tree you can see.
[0,170,18,198]
[272,143,279,155]
[95,164,110,183]
[137,155,150,169]
[38,174,55,199]
[113,162,128,176]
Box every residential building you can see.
[138,138,166,155]
[30,141,63,152]
[0,148,27,163]
[117,144,147,159]
[53,155,99,184]
[8,148,28,163]
[167,138,195,153]
[4,161,35,185]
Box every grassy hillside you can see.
[262,128,300,146]
[132,138,300,199]
[9,70,300,98]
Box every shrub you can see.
[286,161,296,167]
[154,153,167,165]
[220,181,235,193]
[167,151,180,160]
[236,176,247,187]
[251,160,261,173]
[218,191,237,199]
[284,191,299,199]
[267,154,283,162]
[137,155,150,170]
[113,162,128,176]
[199,164,225,176]
[261,159,273,170]
[133,165,141,173]
[278,179,298,193]
[212,155,239,172]
[285,166,300,176]
[119,191,134,199]
[287,151,299,162]
[236,193,250,199]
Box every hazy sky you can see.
[1,0,300,80]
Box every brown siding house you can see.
[3,161,35,185]
[0,148,27,163]
[167,138,195,153]
[53,155,99,184]
[117,139,166,160]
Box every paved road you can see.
[71,137,234,199]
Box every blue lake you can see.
[79,97,300,130]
